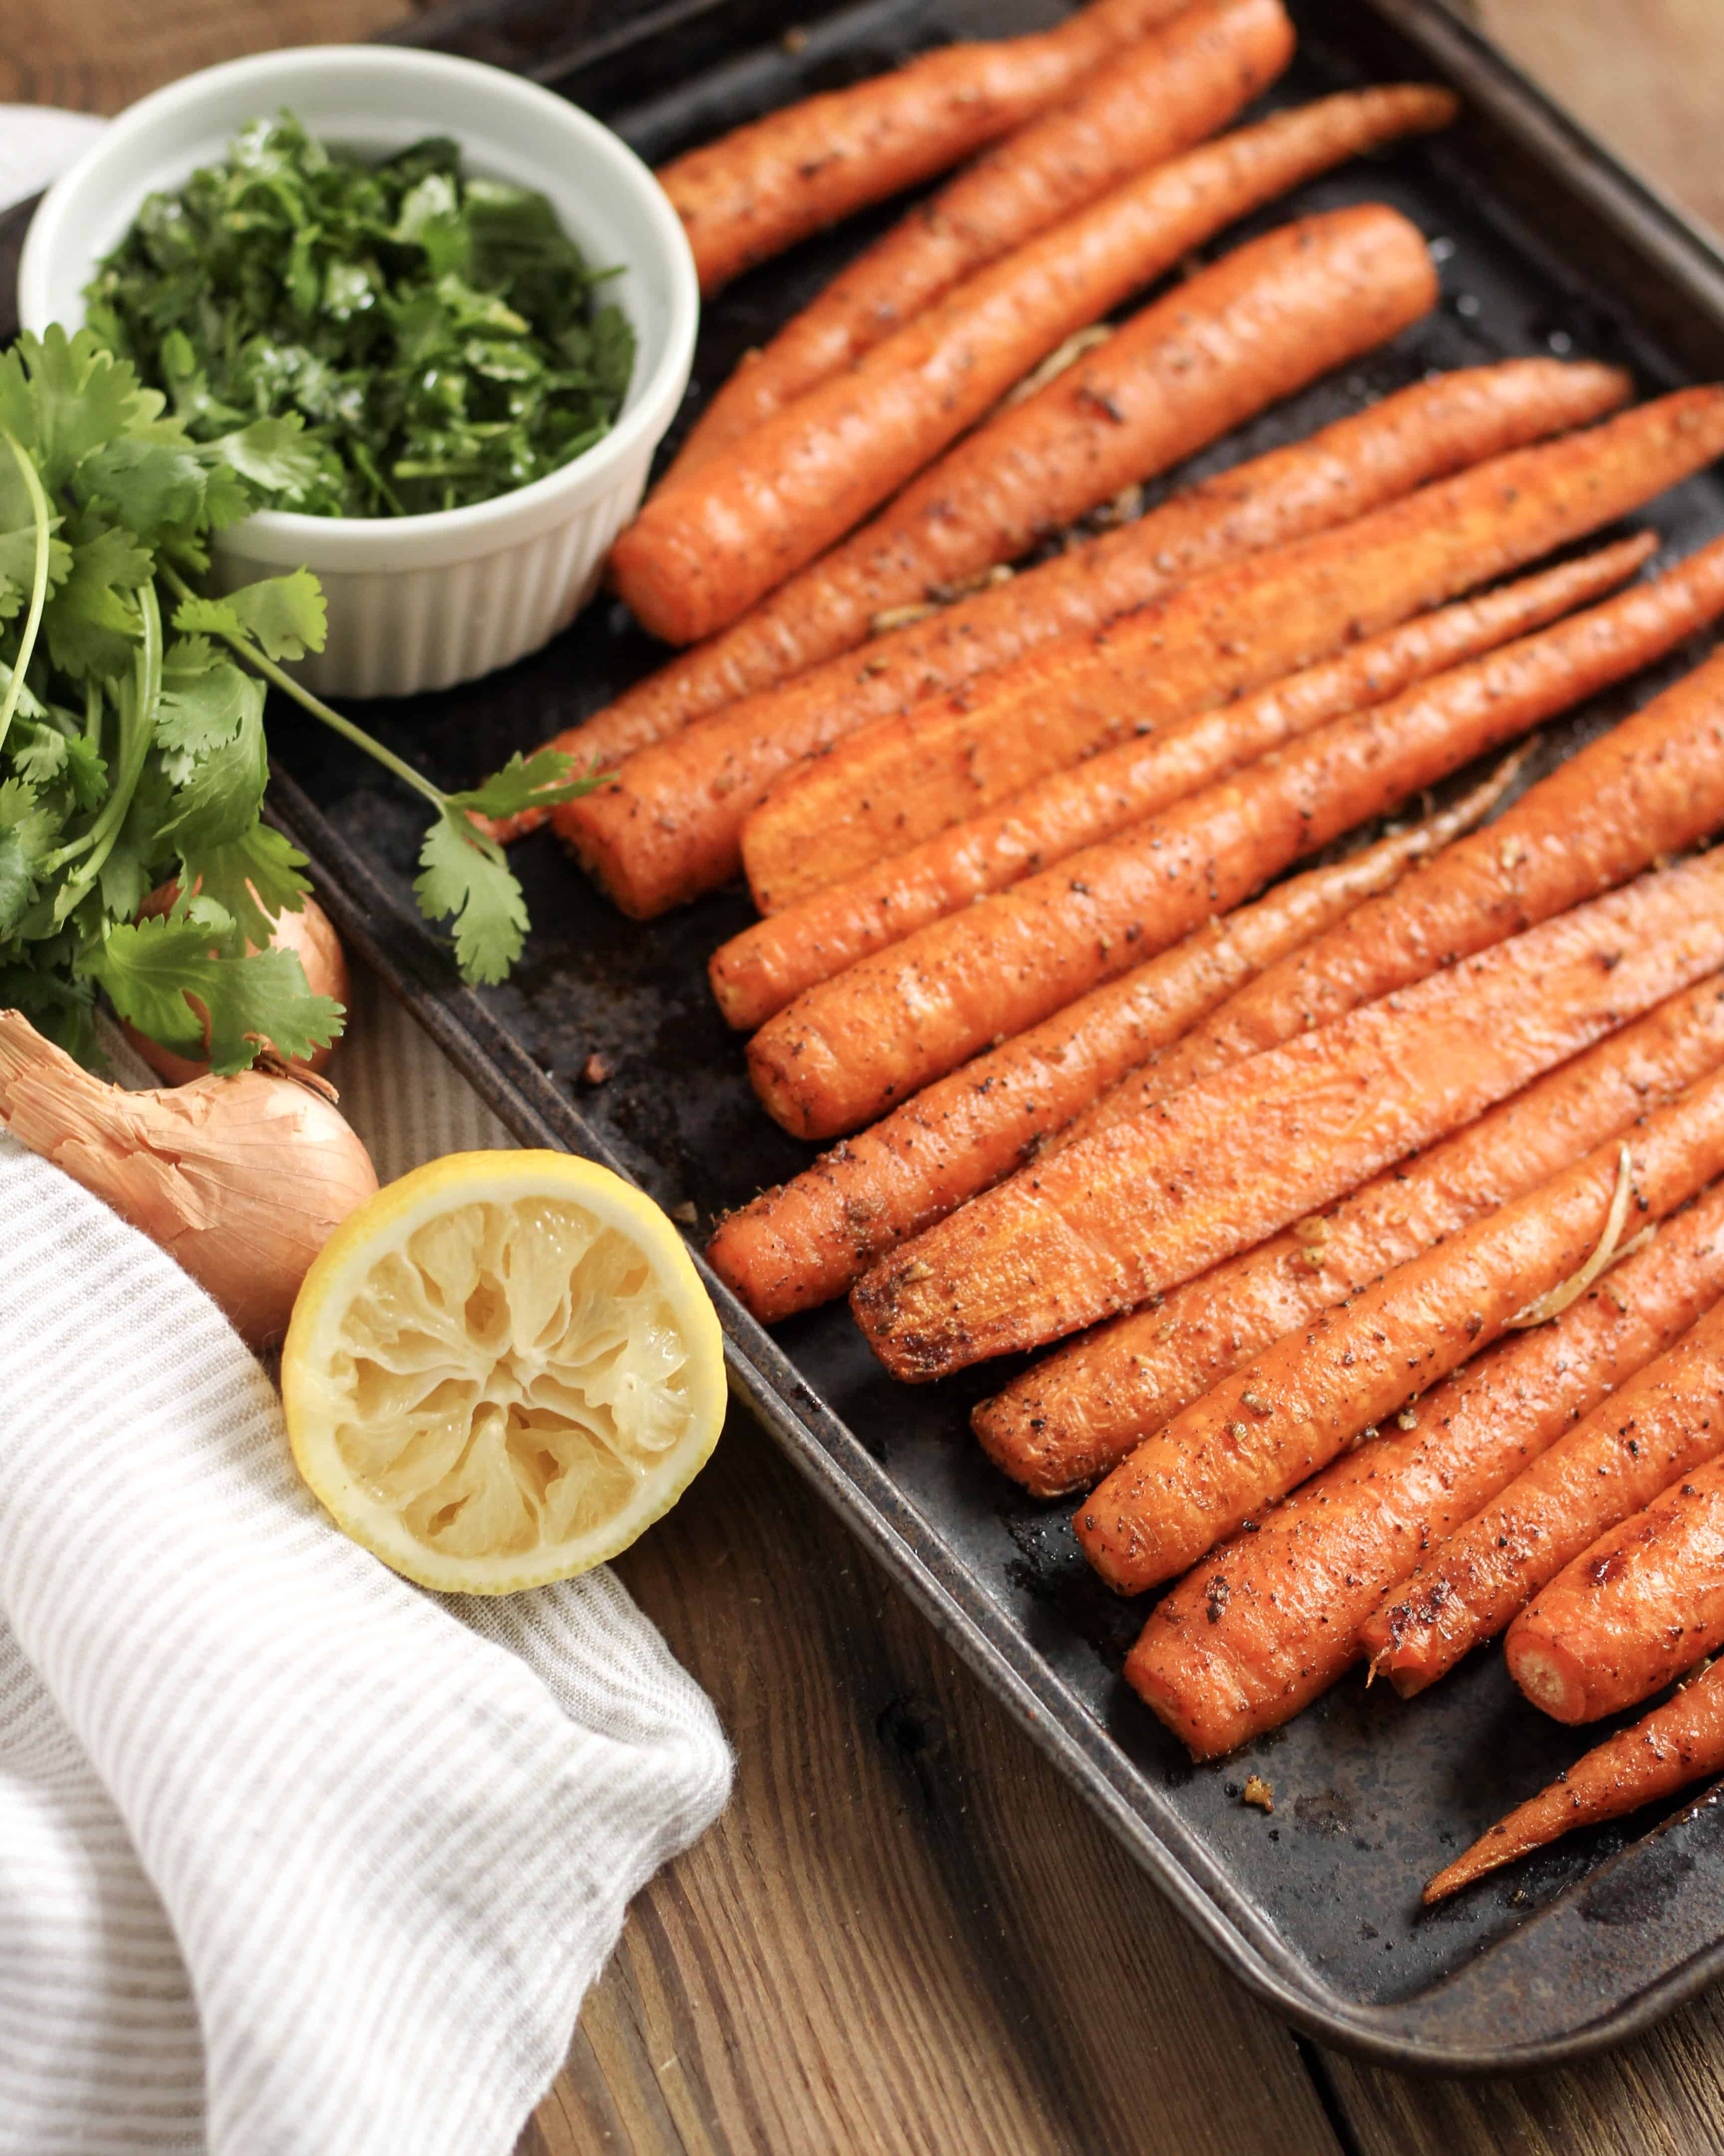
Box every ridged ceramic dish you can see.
[17,45,699,698]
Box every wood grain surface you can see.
[0,0,416,113]
[8,1,1724,2151]
[528,1410,1341,2156]
[1471,0,1724,242]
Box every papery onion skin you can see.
[0,1009,378,1346]
[123,884,351,1085]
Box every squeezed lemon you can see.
[281,1151,724,1593]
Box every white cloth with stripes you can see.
[0,982,732,2154]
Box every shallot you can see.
[0,1009,377,1345]
[124,884,352,1085]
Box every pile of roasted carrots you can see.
[499,0,1724,1902]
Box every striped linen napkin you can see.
[0,980,732,2154]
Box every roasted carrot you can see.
[1508,1453,1724,1724]
[490,360,1629,843]
[577,215,1469,912]
[659,0,1193,295]
[1425,1658,1724,1902]
[1125,1179,1724,1761]
[977,972,1724,1496]
[668,0,1296,479]
[1076,1055,1724,1595]
[752,544,1724,1142]
[1366,1298,1724,1697]
[710,540,1651,1029]
[1070,623,1724,1146]
[854,852,1724,1382]
[739,387,1724,917]
[619,110,1448,642]
[706,783,1509,1324]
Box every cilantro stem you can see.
[152,562,593,987]
[46,581,164,911]
[0,427,52,757]
[159,562,446,813]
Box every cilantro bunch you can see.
[83,114,636,518]
[0,326,591,1070]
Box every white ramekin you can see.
[18,46,698,699]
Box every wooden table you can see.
[9,3,1724,2149]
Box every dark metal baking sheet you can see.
[11,0,1724,2069]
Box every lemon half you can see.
[281,1151,725,1594]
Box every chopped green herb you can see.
[0,326,597,1068]
[85,113,636,518]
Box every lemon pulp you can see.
[282,1153,725,1593]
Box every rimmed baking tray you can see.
[9,0,1724,2069]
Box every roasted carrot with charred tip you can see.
[1124,1178,1724,1761]
[708,539,1651,1030]
[1078,1054,1724,1598]
[856,852,1724,1387]
[620,109,1449,643]
[741,386,1724,921]
[584,205,1445,911]
[487,360,1632,845]
[752,541,1724,1143]
[1067,620,1724,1149]
[706,785,1507,1325]
[658,0,1194,295]
[1425,1658,1724,1903]
[1508,1452,1724,1725]
[976,971,1724,1497]
[1366,1296,1724,1698]
[667,0,1297,479]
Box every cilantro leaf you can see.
[446,744,599,820]
[11,721,67,788]
[157,328,248,438]
[80,901,344,1074]
[413,806,529,985]
[93,844,151,926]
[0,659,46,723]
[394,171,465,272]
[59,732,109,814]
[158,675,267,851]
[0,327,163,495]
[157,636,263,759]
[93,758,176,926]
[0,831,36,937]
[43,519,148,679]
[78,435,209,546]
[175,568,327,661]
[11,706,106,813]
[0,773,63,856]
[178,822,313,951]
[196,461,255,543]
[207,414,331,507]
[0,777,63,936]
[83,115,634,517]
[587,304,637,405]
